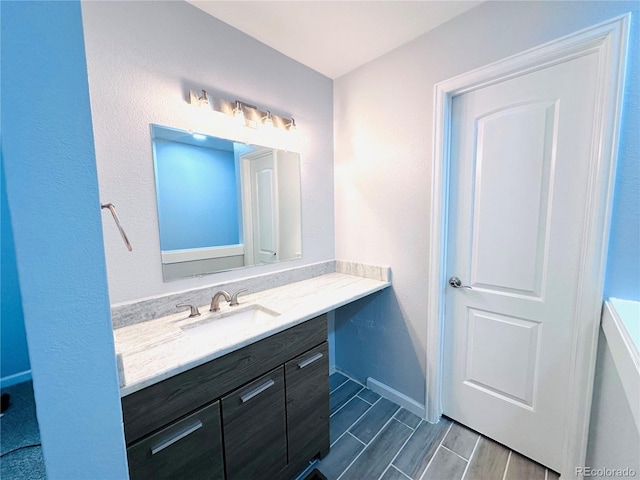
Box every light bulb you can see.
[286,118,297,131]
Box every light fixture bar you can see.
[188,89,297,132]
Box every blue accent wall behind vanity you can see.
[154,139,240,251]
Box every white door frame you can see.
[425,14,630,479]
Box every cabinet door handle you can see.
[150,421,203,455]
[297,352,323,369]
[240,379,275,403]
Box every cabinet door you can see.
[127,400,224,480]
[285,342,330,463]
[222,366,287,479]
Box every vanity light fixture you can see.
[187,89,297,132]
[197,90,210,107]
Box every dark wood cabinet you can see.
[127,400,224,480]
[222,366,287,479]
[286,342,330,464]
[122,314,329,480]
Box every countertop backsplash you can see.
[111,260,390,329]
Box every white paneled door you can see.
[250,154,279,264]
[443,52,602,471]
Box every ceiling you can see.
[187,1,483,79]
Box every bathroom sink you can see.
[181,304,280,344]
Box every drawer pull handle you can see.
[241,379,275,403]
[150,421,203,455]
[298,352,323,369]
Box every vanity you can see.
[108,120,390,478]
[114,267,391,480]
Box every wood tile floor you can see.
[314,373,560,480]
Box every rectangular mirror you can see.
[151,124,302,281]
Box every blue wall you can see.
[155,139,240,250]
[604,7,640,302]
[0,160,31,384]
[1,1,128,477]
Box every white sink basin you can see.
[181,305,280,344]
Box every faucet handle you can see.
[176,304,201,318]
[230,289,248,307]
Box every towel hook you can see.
[101,203,132,251]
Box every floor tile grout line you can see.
[390,464,414,480]
[330,395,383,447]
[376,412,420,480]
[393,413,418,431]
[335,414,402,480]
[330,386,365,418]
[329,400,375,448]
[356,394,374,405]
[417,420,454,480]
[329,377,349,395]
[501,450,512,480]
[378,463,394,479]
[348,431,367,446]
[459,434,481,480]
[440,444,470,463]
[378,464,412,480]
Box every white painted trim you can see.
[601,300,640,433]
[426,14,630,480]
[161,244,244,264]
[366,377,426,419]
[241,155,255,265]
[1,370,32,388]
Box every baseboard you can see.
[366,377,426,419]
[1,370,32,389]
[333,366,366,388]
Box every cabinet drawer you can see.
[123,314,327,444]
[222,366,287,479]
[285,342,330,463]
[127,400,224,480]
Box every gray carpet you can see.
[0,381,46,479]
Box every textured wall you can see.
[0,162,31,385]
[1,1,128,477]
[334,0,640,404]
[81,1,334,303]
[587,330,640,472]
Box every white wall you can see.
[334,0,639,405]
[586,330,640,474]
[81,1,334,303]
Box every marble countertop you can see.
[115,272,390,396]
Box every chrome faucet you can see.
[210,291,231,312]
[230,289,247,307]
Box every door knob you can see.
[449,276,472,289]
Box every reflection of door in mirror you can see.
[251,154,278,264]
[242,149,302,266]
